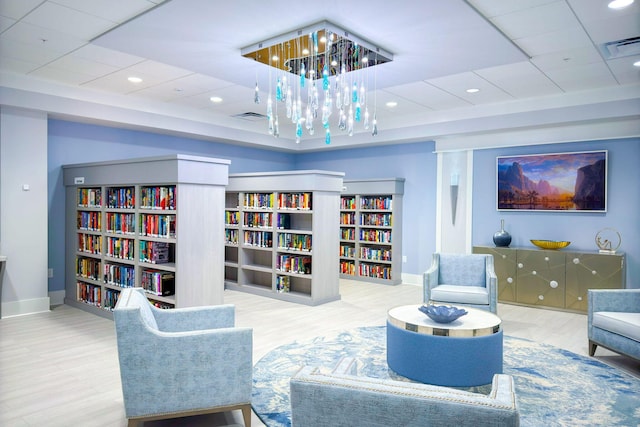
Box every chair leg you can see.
[589,340,597,356]
[241,403,252,427]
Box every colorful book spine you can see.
[140,186,176,210]
[103,263,135,287]
[243,231,273,247]
[77,188,102,208]
[139,214,176,238]
[107,187,135,209]
[360,195,392,210]
[340,196,356,210]
[278,192,312,210]
[106,237,135,260]
[243,193,274,209]
[77,211,102,231]
[78,233,102,254]
[225,229,239,245]
[77,282,101,306]
[277,233,312,252]
[76,257,101,280]
[243,212,272,228]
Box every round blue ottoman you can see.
[386,305,503,387]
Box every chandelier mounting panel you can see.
[241,21,393,78]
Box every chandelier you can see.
[241,21,393,144]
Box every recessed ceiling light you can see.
[127,76,142,83]
[634,60,640,67]
[466,88,480,93]
[209,96,223,103]
[302,48,310,55]
[608,0,634,9]
[272,55,279,62]
[386,101,398,108]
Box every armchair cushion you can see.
[430,284,489,305]
[438,254,487,287]
[592,312,640,342]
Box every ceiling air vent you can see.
[598,36,640,59]
[233,112,266,121]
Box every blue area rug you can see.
[252,326,640,426]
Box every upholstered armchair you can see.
[290,357,519,427]
[424,253,498,314]
[588,289,640,361]
[113,287,253,427]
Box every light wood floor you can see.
[1,279,638,427]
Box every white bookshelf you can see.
[63,155,229,319]
[224,170,344,306]
[339,178,404,285]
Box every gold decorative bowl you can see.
[530,240,571,250]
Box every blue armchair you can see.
[424,253,498,313]
[113,287,253,427]
[290,357,519,427]
[588,289,640,361]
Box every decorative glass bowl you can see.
[530,239,571,250]
[419,304,468,324]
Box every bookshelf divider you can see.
[63,155,230,319]
[340,178,404,285]
[224,170,344,306]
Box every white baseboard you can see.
[1,296,50,318]
[49,290,65,306]
[401,273,422,286]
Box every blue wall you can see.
[47,119,295,292]
[295,142,438,277]
[473,138,640,287]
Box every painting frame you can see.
[496,150,608,213]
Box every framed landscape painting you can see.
[497,150,607,212]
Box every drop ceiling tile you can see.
[583,13,640,45]
[426,72,515,105]
[531,47,604,71]
[567,0,640,24]
[46,54,120,78]
[0,36,68,65]
[515,26,593,56]
[0,55,41,73]
[467,0,559,18]
[51,0,159,24]
[490,1,578,40]
[29,65,97,85]
[73,44,143,68]
[0,0,43,20]
[606,55,640,85]
[22,2,115,40]
[370,90,431,116]
[0,15,16,32]
[124,60,192,81]
[543,62,619,91]
[131,73,235,101]
[475,62,562,98]
[383,82,469,110]
[80,69,165,93]
[1,21,86,53]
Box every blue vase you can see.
[493,219,512,247]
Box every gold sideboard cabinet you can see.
[473,246,625,313]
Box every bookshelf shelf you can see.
[339,178,404,285]
[224,170,343,305]
[64,155,230,319]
